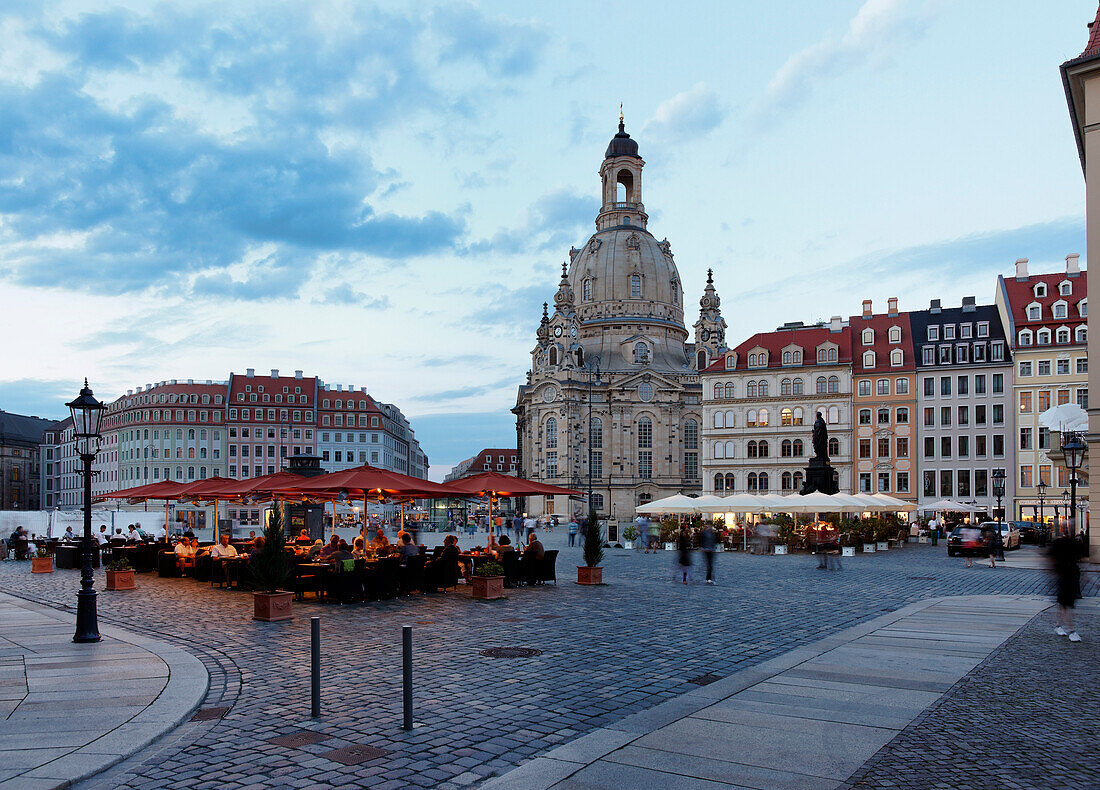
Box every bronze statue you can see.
[812,411,828,460]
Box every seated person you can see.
[524,532,545,561]
[95,525,110,546]
[295,529,312,544]
[210,534,239,560]
[183,527,196,539]
[397,533,419,565]
[427,534,460,589]
[371,529,390,550]
[329,540,353,563]
[351,537,369,559]
[174,538,196,571]
[125,525,142,543]
[110,528,127,543]
[307,539,324,560]
[62,526,77,542]
[249,536,265,558]
[494,535,516,558]
[319,535,341,559]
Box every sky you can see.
[0,0,1095,479]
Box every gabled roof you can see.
[999,271,1087,332]
[703,325,851,372]
[0,411,58,445]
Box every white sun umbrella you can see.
[1037,403,1088,432]
[866,493,916,511]
[781,491,856,513]
[922,498,973,513]
[635,494,700,515]
[692,494,732,512]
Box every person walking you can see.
[1050,526,1083,642]
[700,522,717,584]
[980,522,997,568]
[676,526,693,584]
[568,516,579,547]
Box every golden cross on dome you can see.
[619,103,624,124]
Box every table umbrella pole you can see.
[214,499,219,541]
[487,491,494,552]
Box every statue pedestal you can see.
[800,457,839,495]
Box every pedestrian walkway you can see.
[0,593,207,790]
[481,595,1051,790]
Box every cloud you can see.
[312,288,391,309]
[0,378,76,420]
[751,0,930,129]
[642,83,725,142]
[0,2,548,299]
[410,376,518,404]
[468,188,597,255]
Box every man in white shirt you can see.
[94,526,109,546]
[523,515,537,539]
[210,534,239,586]
[126,525,141,543]
[174,538,197,573]
[210,534,238,559]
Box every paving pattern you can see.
[0,541,1093,789]
[841,599,1100,790]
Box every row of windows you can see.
[922,434,1006,458]
[1018,388,1089,413]
[714,407,809,429]
[856,377,910,396]
[321,450,381,464]
[1018,358,1087,377]
[857,437,909,460]
[122,428,222,442]
[228,408,314,422]
[858,407,909,425]
[711,376,841,399]
[117,392,225,408]
[712,437,840,459]
[1023,292,1084,321]
[860,349,905,368]
[544,417,699,450]
[1017,326,1086,346]
[923,469,1005,498]
[922,373,1005,397]
[128,447,221,460]
[926,322,991,342]
[714,471,805,492]
[857,472,911,494]
[924,404,1004,427]
[860,327,904,346]
[320,432,382,444]
[229,427,311,440]
[920,341,1005,366]
[1017,464,1075,489]
[743,347,840,369]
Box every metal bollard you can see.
[311,616,321,718]
[402,625,413,730]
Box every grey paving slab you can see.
[552,761,752,790]
[605,744,840,790]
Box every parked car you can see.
[1014,520,1050,545]
[995,521,1021,550]
[946,526,986,557]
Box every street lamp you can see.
[585,361,601,522]
[991,469,1006,530]
[1062,432,1086,552]
[66,379,105,644]
[1036,480,1047,535]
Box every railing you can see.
[601,202,644,211]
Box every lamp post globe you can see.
[66,379,105,644]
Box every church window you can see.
[683,421,699,479]
[633,342,650,364]
[631,274,642,298]
[697,350,707,370]
[671,281,679,301]
[637,417,653,449]
[546,451,557,477]
[684,419,698,449]
[583,278,592,301]
[713,411,724,429]
[545,417,558,449]
[793,378,804,395]
[576,348,584,367]
[589,417,603,449]
[549,347,558,366]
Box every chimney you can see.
[929,299,941,314]
[962,296,976,313]
[829,315,843,333]
[295,370,303,379]
[1067,253,1081,276]
[246,368,255,378]
[861,299,873,318]
[887,297,899,316]
[271,369,279,378]
[1015,257,1029,280]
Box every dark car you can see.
[946,526,987,557]
[1014,520,1050,546]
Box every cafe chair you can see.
[538,550,558,585]
[400,555,425,595]
[501,552,522,587]
[376,557,401,599]
[158,551,181,578]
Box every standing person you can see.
[523,513,537,541]
[512,513,524,544]
[647,518,660,553]
[568,516,579,547]
[980,522,997,568]
[636,515,649,553]
[1050,527,1083,641]
[700,522,717,584]
[676,526,693,584]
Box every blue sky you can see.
[0,0,1094,477]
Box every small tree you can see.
[250,504,290,593]
[583,508,604,568]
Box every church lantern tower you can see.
[693,269,728,370]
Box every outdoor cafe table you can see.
[54,542,100,569]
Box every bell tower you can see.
[597,109,648,231]
[693,269,727,370]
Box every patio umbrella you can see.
[635,494,701,515]
[443,472,584,550]
[865,493,916,512]
[98,480,189,537]
[174,477,251,541]
[1038,403,1088,432]
[921,498,973,512]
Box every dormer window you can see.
[632,342,650,364]
[793,350,801,364]
[1077,326,1088,344]
[959,324,972,339]
[1027,303,1041,321]
[1060,280,1072,295]
[888,326,901,343]
[1053,301,1068,319]
[725,356,736,370]
[1037,328,1051,345]
[977,322,989,337]
[943,325,955,340]
[862,350,875,368]
[1056,327,1070,344]
[890,349,903,366]
[1034,282,1047,298]
[927,326,939,341]
[1079,299,1088,317]
[1018,329,1033,346]
[862,328,874,346]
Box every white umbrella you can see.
[691,494,731,511]
[635,494,700,515]
[781,491,855,513]
[921,498,974,512]
[1038,403,1088,432]
[866,493,916,511]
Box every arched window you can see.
[589,417,602,448]
[713,384,723,399]
[781,378,792,395]
[816,376,827,394]
[1056,327,1070,344]
[828,437,840,456]
[748,353,757,366]
[576,348,584,367]
[630,274,642,298]
[188,429,196,440]
[724,410,736,427]
[758,381,769,397]
[633,342,650,364]
[781,408,793,426]
[672,281,679,302]
[793,350,802,364]
[637,417,653,448]
[747,381,758,398]
[724,473,735,491]
[187,466,195,480]
[747,440,758,458]
[747,472,758,491]
[783,351,791,364]
[828,376,839,394]
[781,439,793,457]
[724,383,735,398]
[714,441,724,459]
[713,411,724,429]
[758,408,769,426]
[793,407,804,425]
[724,440,735,458]
[793,471,804,489]
[1037,328,1051,345]
[545,417,558,449]
[828,348,837,362]
[793,439,804,456]
[758,440,769,457]
[714,473,725,492]
[793,378,804,395]
[827,405,839,423]
[684,419,698,450]
[1018,329,1033,346]
[176,429,183,440]
[758,472,769,491]
[782,471,793,490]
[697,349,707,369]
[583,278,592,301]
[747,409,757,427]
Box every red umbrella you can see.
[97,480,188,502]
[441,473,583,550]
[280,465,455,499]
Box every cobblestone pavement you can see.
[0,543,1094,790]
[840,599,1100,790]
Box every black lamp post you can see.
[585,361,601,520]
[1036,480,1047,535]
[1062,432,1086,552]
[67,379,105,644]
[991,469,1006,530]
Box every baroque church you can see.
[513,116,728,527]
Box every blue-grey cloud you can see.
[410,376,518,404]
[431,6,547,77]
[311,288,391,309]
[0,379,78,421]
[467,188,597,255]
[642,83,725,143]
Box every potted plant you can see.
[471,560,505,600]
[622,524,639,549]
[31,545,54,574]
[839,518,858,557]
[250,505,293,621]
[106,557,136,590]
[577,510,604,584]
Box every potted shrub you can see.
[622,524,639,549]
[577,510,604,584]
[471,560,505,600]
[31,545,54,574]
[106,557,136,590]
[250,505,293,621]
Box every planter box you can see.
[841,546,855,557]
[471,575,505,600]
[577,566,603,585]
[664,542,675,551]
[106,569,135,590]
[862,543,876,553]
[876,542,889,551]
[918,536,930,544]
[773,545,788,555]
[253,591,294,622]
[714,545,724,552]
[31,556,54,573]
[622,541,634,550]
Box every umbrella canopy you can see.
[690,494,730,511]
[635,494,700,514]
[780,491,861,513]
[1038,403,1088,432]
[281,465,456,500]
[865,493,916,511]
[922,498,974,512]
[173,477,247,502]
[97,480,187,502]
[443,471,583,498]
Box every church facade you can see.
[513,118,727,528]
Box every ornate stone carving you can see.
[587,237,602,254]
[658,238,673,258]
[625,232,641,250]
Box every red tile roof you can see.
[848,311,915,373]
[999,272,1086,333]
[1084,4,1100,58]
[703,325,851,372]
